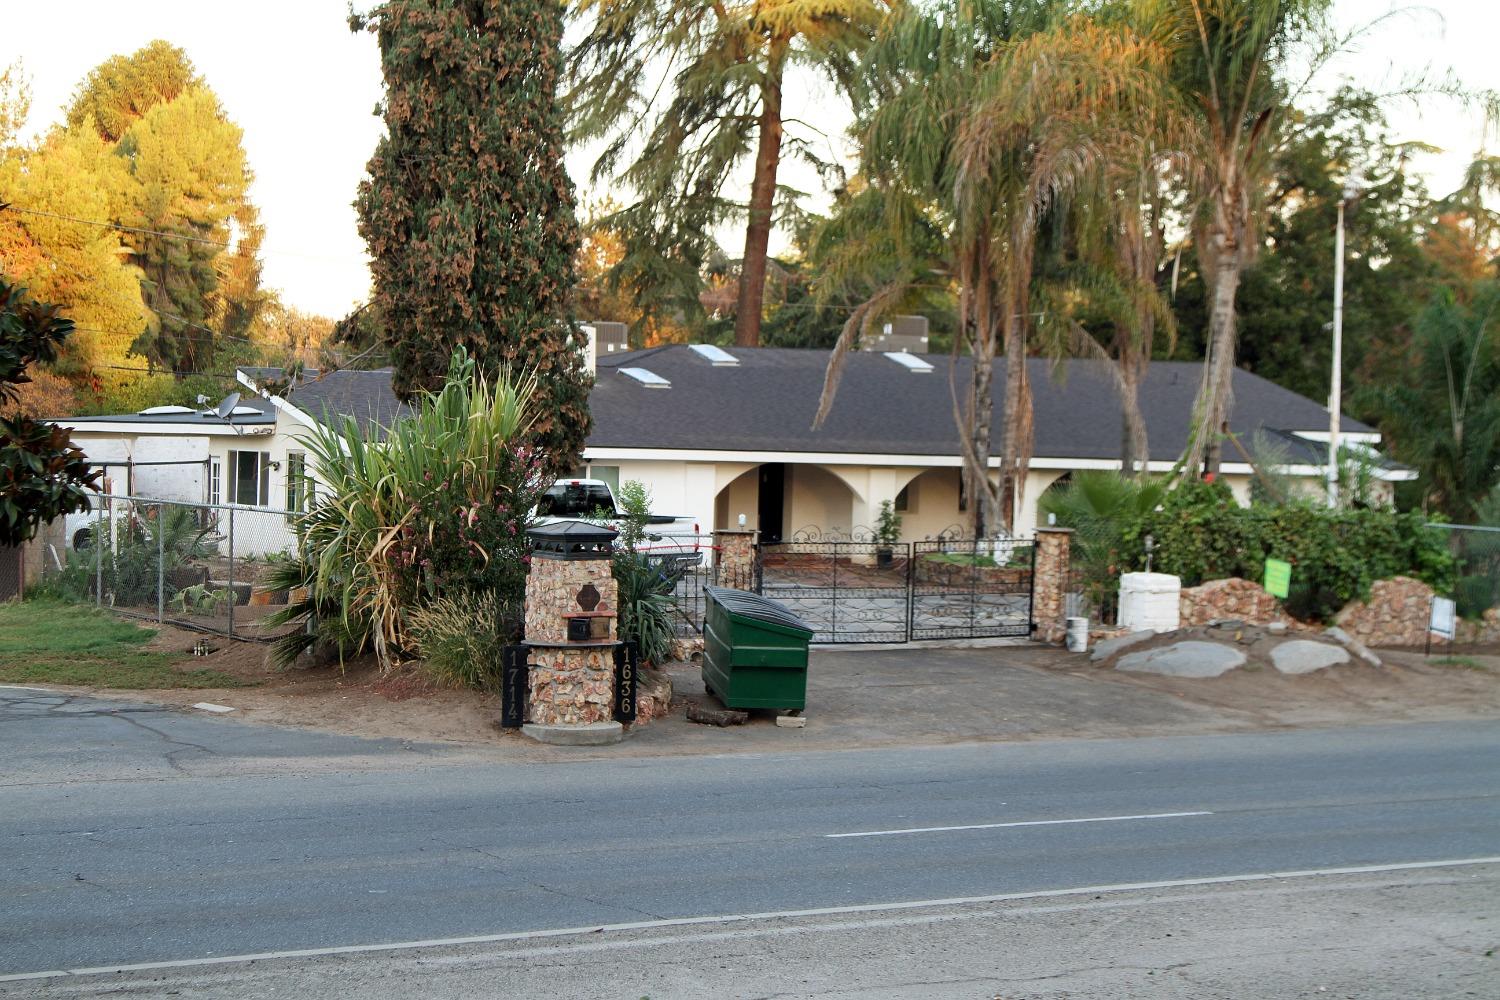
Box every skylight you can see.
[883,351,934,373]
[690,344,739,366]
[138,405,196,415]
[620,367,671,388]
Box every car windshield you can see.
[537,483,615,518]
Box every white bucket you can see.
[1065,616,1089,653]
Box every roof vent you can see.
[690,344,739,366]
[137,405,196,415]
[883,351,933,373]
[620,367,671,389]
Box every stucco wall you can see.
[713,467,760,532]
[786,464,856,538]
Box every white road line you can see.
[4,856,1498,983]
[825,810,1214,838]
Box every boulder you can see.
[1116,641,1246,678]
[1090,630,1156,663]
[1269,639,1351,675]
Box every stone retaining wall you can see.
[1333,575,1500,648]
[1179,577,1282,628]
[1457,607,1500,645]
[1333,576,1436,648]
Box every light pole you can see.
[1328,184,1357,509]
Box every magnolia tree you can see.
[0,277,97,547]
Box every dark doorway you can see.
[758,463,786,544]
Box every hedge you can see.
[1119,481,1456,621]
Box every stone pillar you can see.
[1032,527,1073,644]
[521,522,625,745]
[713,528,759,591]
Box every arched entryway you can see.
[713,463,859,544]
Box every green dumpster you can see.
[702,586,814,711]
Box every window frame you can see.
[227,449,271,507]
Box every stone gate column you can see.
[713,528,759,591]
[1033,527,1073,644]
[521,520,625,745]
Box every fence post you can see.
[227,503,235,639]
[156,503,165,624]
[94,501,104,608]
[711,528,758,591]
[1032,527,1073,643]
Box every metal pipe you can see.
[157,504,165,624]
[227,504,235,639]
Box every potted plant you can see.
[875,500,902,569]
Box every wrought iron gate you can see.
[756,541,911,643]
[754,538,1036,643]
[909,538,1036,640]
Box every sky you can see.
[3,0,1497,319]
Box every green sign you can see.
[1263,558,1292,599]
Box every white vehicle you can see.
[535,479,703,571]
[63,494,125,551]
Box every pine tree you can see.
[353,0,590,473]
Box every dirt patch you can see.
[1055,639,1500,729]
[57,620,1500,757]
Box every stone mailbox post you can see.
[521,520,629,746]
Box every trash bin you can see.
[703,586,814,711]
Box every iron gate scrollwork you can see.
[755,541,911,643]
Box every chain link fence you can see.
[1430,523,1500,621]
[32,492,305,642]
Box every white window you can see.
[286,452,309,516]
[227,450,271,506]
[587,465,620,493]
[209,458,222,506]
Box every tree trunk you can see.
[1184,192,1245,479]
[1198,249,1242,475]
[1118,354,1148,475]
[996,310,1029,533]
[969,348,996,538]
[733,37,788,349]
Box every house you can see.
[581,344,1413,543]
[49,340,1413,555]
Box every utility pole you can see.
[1328,188,1352,509]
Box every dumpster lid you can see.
[705,586,814,636]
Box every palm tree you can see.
[818,4,1172,535]
[1154,0,1334,475]
[1364,281,1500,523]
[566,0,890,347]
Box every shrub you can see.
[1039,471,1166,617]
[269,350,549,668]
[612,551,677,667]
[406,589,519,688]
[1120,480,1455,621]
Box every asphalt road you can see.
[2,687,1499,996]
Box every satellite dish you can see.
[214,392,242,420]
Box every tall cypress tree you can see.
[354,0,590,472]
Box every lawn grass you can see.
[0,600,246,689]
[1432,655,1488,671]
